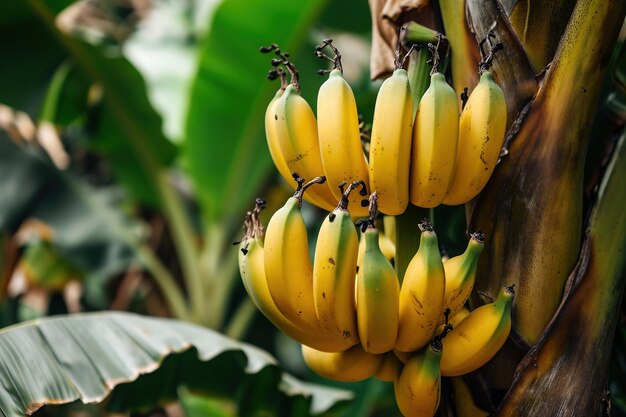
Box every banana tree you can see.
[368,0,626,414]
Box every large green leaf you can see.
[184,0,328,223]
[26,0,177,208]
[0,312,352,416]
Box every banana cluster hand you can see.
[262,34,506,216]
[238,189,513,415]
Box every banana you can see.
[452,377,490,417]
[440,232,484,323]
[264,178,326,331]
[271,84,338,211]
[443,70,507,205]
[302,343,384,382]
[369,68,414,215]
[317,62,370,216]
[440,285,514,376]
[394,341,443,417]
[264,72,292,182]
[410,71,459,208]
[313,182,364,348]
[376,352,402,382]
[237,201,349,352]
[436,307,470,335]
[396,219,445,352]
[356,193,400,353]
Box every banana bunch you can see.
[238,186,514,415]
[250,33,514,416]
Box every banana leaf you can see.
[0,312,352,416]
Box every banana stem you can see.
[134,245,190,321]
[157,173,206,324]
[224,298,257,340]
[394,204,429,283]
[407,48,431,114]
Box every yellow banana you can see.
[264,179,324,331]
[440,232,484,323]
[264,72,292,182]
[313,182,364,349]
[443,70,507,205]
[410,71,459,208]
[302,343,384,382]
[369,68,414,215]
[317,66,370,217]
[396,220,445,352]
[356,193,400,353]
[237,202,349,352]
[436,307,470,335]
[394,341,443,417]
[440,286,514,376]
[271,82,338,211]
[452,377,490,417]
[375,352,402,382]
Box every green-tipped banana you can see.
[440,286,514,376]
[440,232,484,323]
[396,220,446,352]
[394,341,443,417]
[356,193,400,354]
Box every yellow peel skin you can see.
[410,72,459,208]
[443,71,507,205]
[396,223,445,352]
[440,286,514,376]
[394,344,443,417]
[313,207,360,349]
[356,227,400,354]
[272,85,338,210]
[302,343,384,382]
[238,236,350,352]
[440,233,484,323]
[369,69,414,215]
[264,197,319,331]
[317,69,370,216]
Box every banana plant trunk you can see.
[373,0,626,414]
